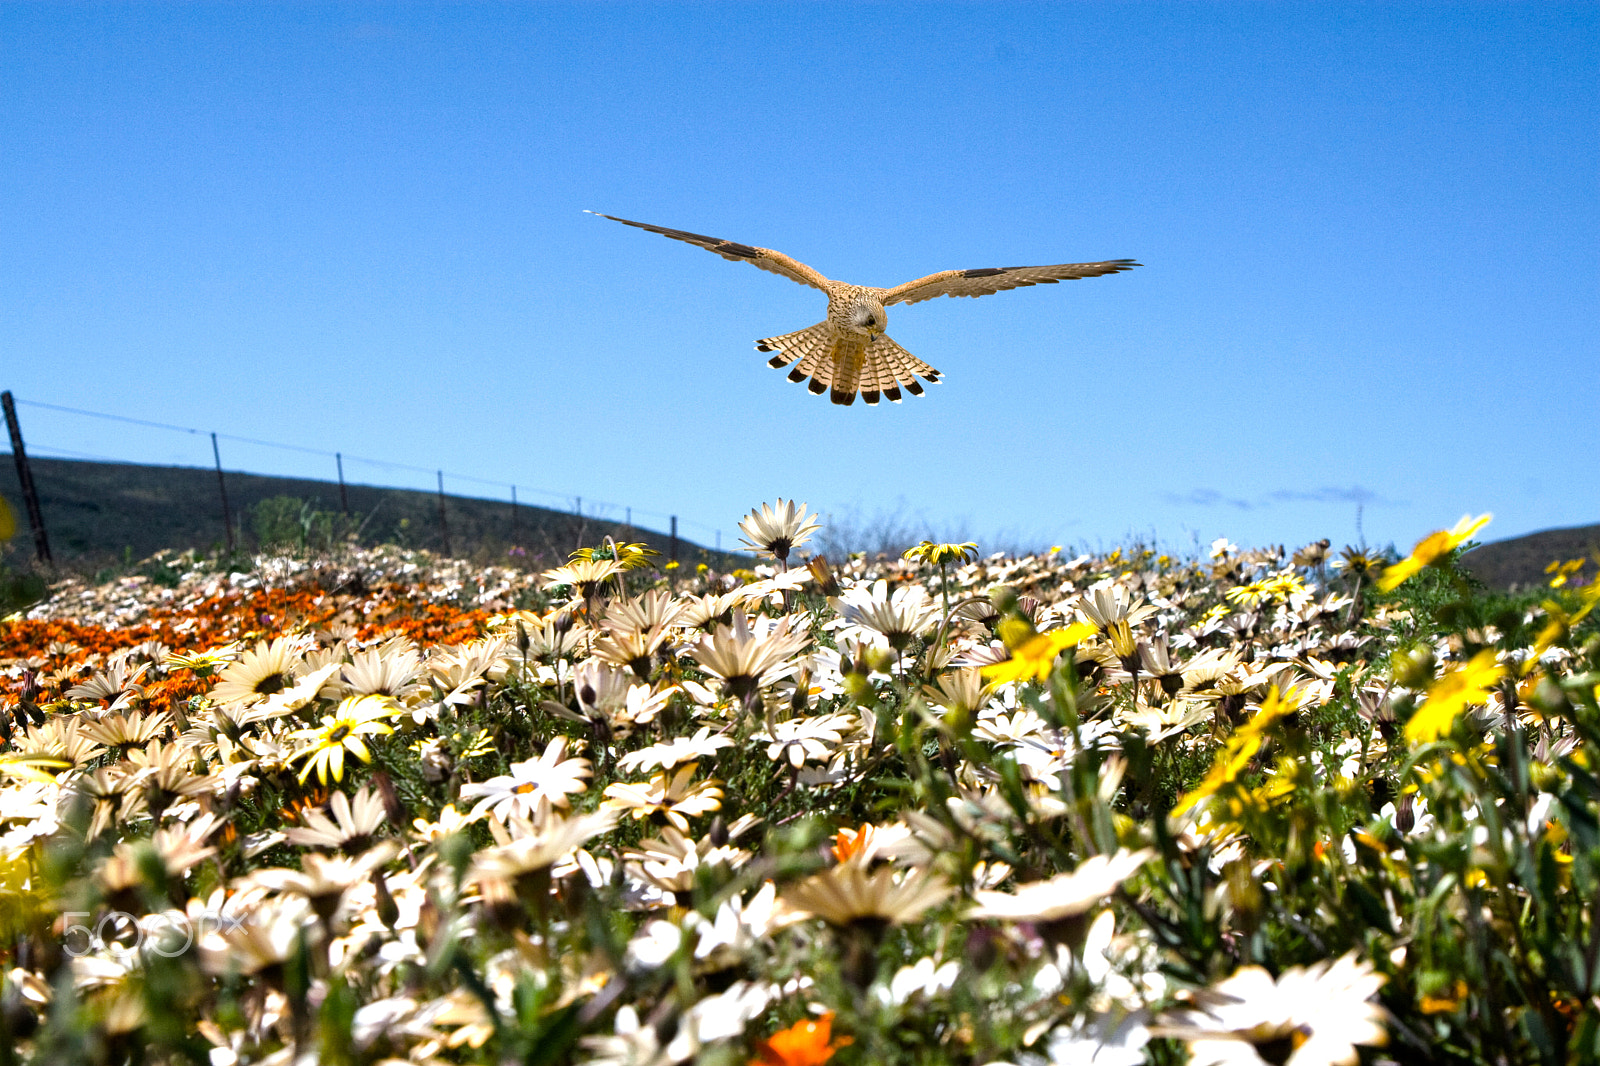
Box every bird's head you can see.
[847,296,888,336]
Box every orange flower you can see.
[3,576,498,706]
[750,1012,852,1066]
[1419,978,1469,1014]
[830,824,874,864]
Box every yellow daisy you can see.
[287,695,402,785]
[1405,649,1505,745]
[1377,513,1491,592]
[980,622,1098,686]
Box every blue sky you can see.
[3,3,1595,557]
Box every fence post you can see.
[436,470,451,557]
[510,484,519,543]
[670,515,678,564]
[210,432,235,555]
[336,452,349,515]
[1,391,52,565]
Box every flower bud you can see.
[1529,760,1563,792]
[1390,644,1435,689]
[996,617,1034,651]
[372,869,399,930]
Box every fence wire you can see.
[6,396,735,552]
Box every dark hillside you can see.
[1461,522,1600,592]
[0,456,720,571]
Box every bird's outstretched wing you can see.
[587,212,833,293]
[881,260,1140,306]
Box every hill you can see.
[0,456,723,572]
[1460,522,1600,592]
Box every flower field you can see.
[1,505,1597,1066]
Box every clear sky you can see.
[3,3,1595,557]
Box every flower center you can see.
[254,672,288,696]
[329,724,352,743]
[1253,1026,1311,1066]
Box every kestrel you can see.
[590,211,1139,406]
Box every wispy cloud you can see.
[1164,485,1402,511]
[1265,486,1392,505]
[1163,489,1256,510]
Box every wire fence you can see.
[2,394,739,560]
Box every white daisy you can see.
[1155,953,1387,1066]
[458,737,592,822]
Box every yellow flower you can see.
[1225,580,1270,607]
[1404,649,1505,745]
[1377,513,1491,592]
[1526,581,1600,673]
[1419,979,1469,1014]
[287,695,402,784]
[1546,558,1586,589]
[980,622,1098,686]
[1171,687,1299,819]
[1263,573,1308,601]
[0,753,70,784]
[570,542,660,570]
[902,540,979,567]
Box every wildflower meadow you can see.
[1,504,1598,1066]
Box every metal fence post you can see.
[336,452,349,515]
[1,391,52,564]
[670,515,678,564]
[210,432,235,555]
[436,470,451,557]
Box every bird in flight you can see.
[590,211,1139,406]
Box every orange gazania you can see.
[830,824,874,864]
[749,1012,852,1066]
[2,579,496,706]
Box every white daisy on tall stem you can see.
[738,498,821,571]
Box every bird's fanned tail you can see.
[758,321,836,399]
[861,333,942,405]
[756,324,943,406]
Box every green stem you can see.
[925,594,993,683]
